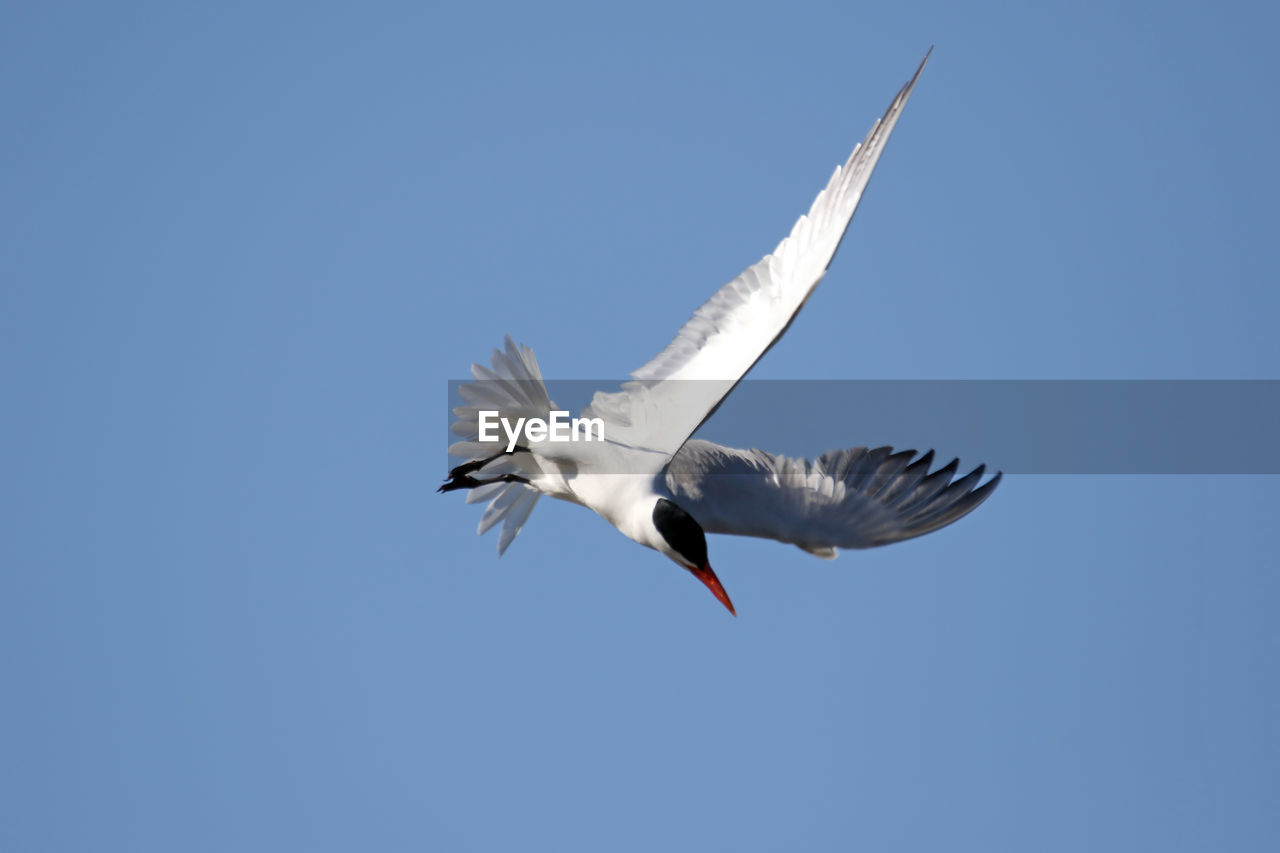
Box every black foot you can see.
[438,468,532,494]
[438,472,481,493]
[439,447,531,493]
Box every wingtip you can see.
[885,48,932,114]
[964,469,1004,508]
[910,47,933,86]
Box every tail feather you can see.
[447,336,551,555]
[497,488,539,555]
[465,481,506,505]
[478,480,526,535]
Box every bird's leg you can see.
[445,450,509,479]
[447,445,532,478]
[438,447,531,493]
[437,471,531,493]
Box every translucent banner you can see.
[445,380,1280,474]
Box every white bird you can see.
[441,50,1000,615]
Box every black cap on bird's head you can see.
[652,498,735,616]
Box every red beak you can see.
[690,564,736,616]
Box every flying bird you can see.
[441,50,1000,615]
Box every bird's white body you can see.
[498,438,689,567]
[442,51,1001,613]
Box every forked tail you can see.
[444,336,552,555]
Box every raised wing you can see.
[664,438,1001,555]
[585,50,932,460]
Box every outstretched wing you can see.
[584,50,932,460]
[664,438,1001,555]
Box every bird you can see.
[441,50,1001,615]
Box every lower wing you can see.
[663,438,1001,556]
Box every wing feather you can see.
[584,50,933,460]
[665,438,1000,555]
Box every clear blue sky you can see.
[3,1,1278,850]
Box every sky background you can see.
[3,1,1278,851]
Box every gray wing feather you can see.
[665,439,1001,555]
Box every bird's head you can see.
[652,498,735,616]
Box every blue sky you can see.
[3,1,1278,850]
